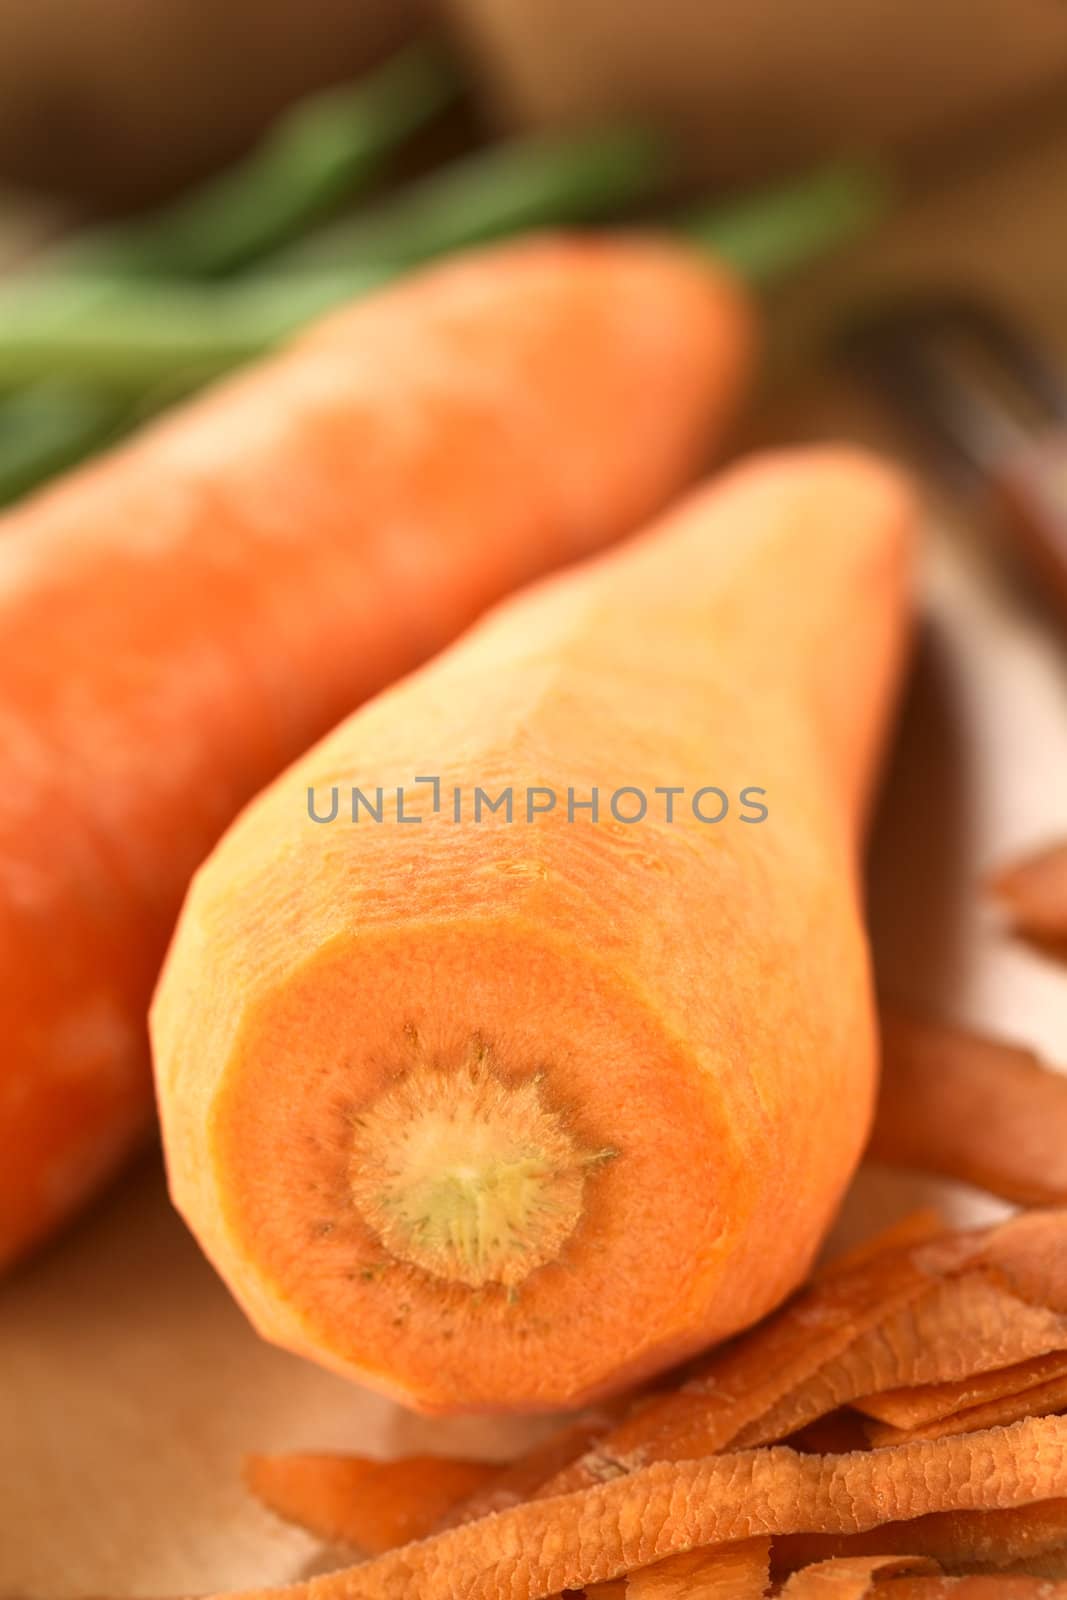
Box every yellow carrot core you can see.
[349,1044,613,1289]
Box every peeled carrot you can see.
[152,446,914,1412]
[870,1011,1067,1205]
[0,235,750,1272]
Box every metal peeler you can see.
[843,293,1067,615]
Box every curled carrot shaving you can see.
[781,1555,941,1598]
[870,1012,1067,1206]
[884,1582,1067,1598]
[855,1351,1067,1432]
[213,1415,1067,1600]
[775,1498,1067,1579]
[815,1211,948,1282]
[989,839,1067,947]
[232,1214,1067,1598]
[433,1411,625,1530]
[539,1228,961,1496]
[867,1367,1067,1446]
[737,1270,1067,1448]
[594,1540,771,1599]
[244,1453,496,1553]
[425,1214,958,1536]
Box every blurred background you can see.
[2,0,1067,206]
[3,0,1067,497]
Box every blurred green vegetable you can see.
[0,387,129,506]
[0,35,893,512]
[0,271,390,390]
[63,42,462,279]
[0,157,892,398]
[685,158,891,288]
[0,125,674,395]
[0,42,460,505]
[284,125,668,271]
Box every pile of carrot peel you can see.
[225,1200,1067,1600]
[220,878,1067,1600]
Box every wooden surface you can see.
[449,0,1067,182]
[0,0,426,205]
[3,115,1067,1598]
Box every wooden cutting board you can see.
[3,112,1067,1597]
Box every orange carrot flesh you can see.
[869,1012,1067,1206]
[206,1415,1067,1600]
[0,234,751,1270]
[152,446,915,1412]
[243,1452,496,1552]
[989,840,1067,945]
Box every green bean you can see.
[0,44,460,503]
[56,41,462,280]
[0,385,129,505]
[0,160,894,399]
[0,126,671,393]
[283,125,669,272]
[0,271,388,390]
[684,158,892,289]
